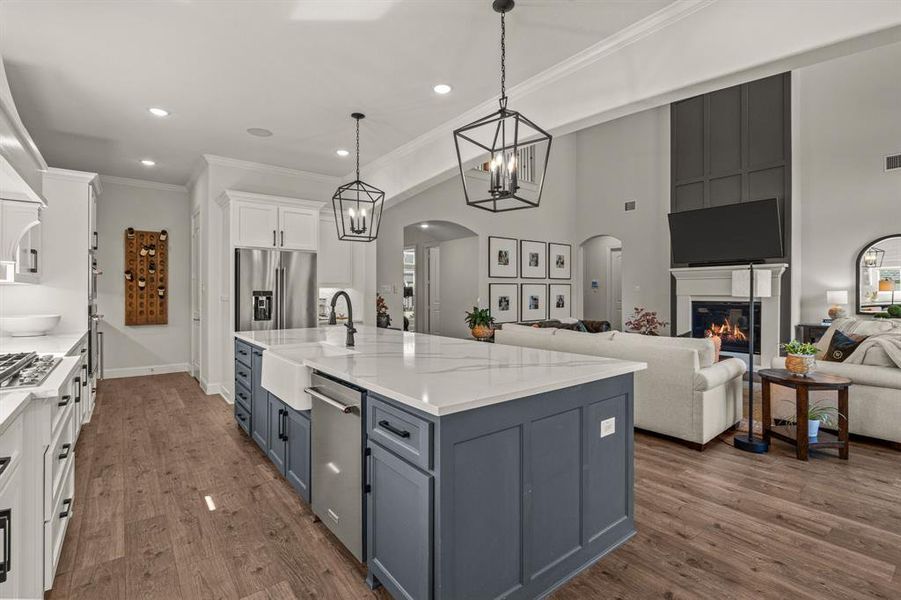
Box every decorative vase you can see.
[471,325,493,341]
[376,313,391,329]
[785,353,816,377]
[808,419,820,439]
[707,335,722,362]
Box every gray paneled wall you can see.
[670,72,792,340]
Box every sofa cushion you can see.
[612,332,717,368]
[771,356,901,390]
[823,330,867,362]
[554,328,616,342]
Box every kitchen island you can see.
[235,325,645,600]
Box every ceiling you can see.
[0,0,672,185]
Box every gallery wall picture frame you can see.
[520,240,547,279]
[489,283,519,324]
[488,236,518,278]
[548,243,572,280]
[548,284,572,320]
[520,283,548,322]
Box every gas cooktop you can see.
[0,352,62,389]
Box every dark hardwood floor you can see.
[49,373,900,599]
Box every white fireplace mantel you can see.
[670,264,788,368]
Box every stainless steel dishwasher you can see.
[306,372,365,561]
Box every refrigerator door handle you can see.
[274,264,281,330]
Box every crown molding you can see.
[99,174,188,193]
[360,0,713,178]
[201,154,338,185]
[218,189,325,211]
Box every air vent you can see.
[886,153,901,172]
[624,200,636,212]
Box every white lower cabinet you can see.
[0,415,24,599]
[44,457,73,590]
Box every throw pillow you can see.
[580,320,611,333]
[824,330,867,362]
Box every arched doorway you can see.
[402,221,478,338]
[581,235,623,329]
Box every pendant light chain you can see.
[500,10,506,103]
[355,117,361,180]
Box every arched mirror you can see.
[857,234,901,314]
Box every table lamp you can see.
[731,265,772,454]
[826,290,848,321]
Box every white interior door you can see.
[191,210,201,380]
[609,247,623,329]
[427,246,440,334]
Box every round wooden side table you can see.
[758,368,852,461]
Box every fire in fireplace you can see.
[691,301,761,355]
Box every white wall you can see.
[96,177,191,376]
[796,42,901,323]
[574,106,672,329]
[438,236,479,338]
[377,134,580,329]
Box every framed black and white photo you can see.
[548,284,571,320]
[488,236,518,278]
[489,283,519,323]
[520,283,547,322]
[548,243,571,280]
[520,240,547,279]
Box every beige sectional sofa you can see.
[770,317,901,445]
[495,325,746,448]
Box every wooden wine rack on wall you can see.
[124,228,168,326]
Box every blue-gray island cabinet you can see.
[364,372,635,600]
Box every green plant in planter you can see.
[782,399,845,428]
[464,306,495,329]
[887,304,901,318]
[874,311,892,319]
[781,340,818,355]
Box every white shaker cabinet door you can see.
[318,217,353,286]
[235,202,279,249]
[278,206,318,251]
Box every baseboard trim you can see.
[104,363,192,379]
[635,424,739,452]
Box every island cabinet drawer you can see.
[366,395,432,471]
[234,360,253,390]
[235,382,252,411]
[45,456,74,589]
[235,339,253,367]
[234,400,251,435]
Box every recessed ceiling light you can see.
[140,159,156,167]
[336,149,350,157]
[247,127,273,137]
[420,223,429,229]
[148,107,169,117]
[433,84,452,95]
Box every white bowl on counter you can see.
[0,314,62,337]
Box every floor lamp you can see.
[732,264,771,454]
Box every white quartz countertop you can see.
[236,326,646,416]
[0,356,81,433]
[0,332,87,356]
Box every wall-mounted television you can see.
[668,198,784,265]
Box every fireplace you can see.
[691,301,761,355]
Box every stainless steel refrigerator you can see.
[235,248,317,331]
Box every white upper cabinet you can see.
[278,206,318,251]
[318,215,353,286]
[221,191,324,251]
[235,201,279,248]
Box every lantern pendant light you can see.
[453,0,552,213]
[332,112,385,242]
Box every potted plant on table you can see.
[464,306,495,341]
[625,307,669,336]
[783,400,844,439]
[782,339,818,377]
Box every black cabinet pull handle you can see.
[238,349,248,355]
[277,408,285,440]
[29,248,38,273]
[93,231,99,250]
[273,230,277,246]
[80,347,87,354]
[59,498,73,519]
[238,371,248,378]
[74,376,82,403]
[0,508,10,583]
[281,410,288,441]
[378,420,411,439]
[280,230,285,246]
[58,443,72,460]
[58,395,71,407]
[237,413,246,422]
